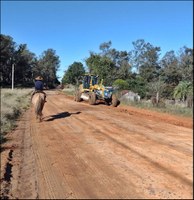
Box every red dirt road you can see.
[1,90,193,199]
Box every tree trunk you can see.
[156,91,159,105]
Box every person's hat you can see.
[35,76,43,81]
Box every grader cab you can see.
[74,74,119,107]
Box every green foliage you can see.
[130,39,161,79]
[1,33,193,103]
[15,44,36,85]
[62,62,85,85]
[147,77,166,97]
[173,81,193,101]
[0,34,60,88]
[126,75,147,98]
[86,41,132,85]
[113,79,129,90]
[131,39,161,82]
[178,47,193,82]
[160,50,182,86]
[0,34,16,85]
[85,52,115,85]
[34,48,60,88]
[117,60,132,80]
[99,41,112,55]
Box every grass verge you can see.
[62,88,193,118]
[1,88,33,145]
[120,99,193,118]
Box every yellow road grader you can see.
[74,74,120,107]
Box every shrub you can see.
[113,79,129,90]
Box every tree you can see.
[130,39,161,82]
[99,41,112,56]
[160,50,182,98]
[85,52,115,85]
[178,46,193,83]
[99,42,132,80]
[160,50,181,84]
[126,75,147,98]
[86,42,132,85]
[113,79,129,90]
[0,34,37,87]
[34,49,60,88]
[117,60,132,80]
[62,62,85,85]
[173,81,192,102]
[0,34,16,85]
[14,44,36,86]
[147,76,166,103]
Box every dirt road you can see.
[1,90,193,199]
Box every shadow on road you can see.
[43,111,81,122]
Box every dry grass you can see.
[120,99,193,118]
[1,88,33,141]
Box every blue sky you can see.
[1,1,193,81]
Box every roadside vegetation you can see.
[61,40,192,115]
[1,33,193,126]
[62,87,193,118]
[1,88,32,144]
[120,98,193,118]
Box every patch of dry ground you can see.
[1,90,193,199]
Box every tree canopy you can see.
[1,33,193,103]
[0,34,60,88]
[62,62,85,85]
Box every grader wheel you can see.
[111,94,120,107]
[89,92,96,105]
[74,91,82,102]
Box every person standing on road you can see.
[31,76,47,102]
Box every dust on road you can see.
[1,90,193,199]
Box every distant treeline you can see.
[0,34,193,103]
[0,34,60,88]
[62,40,193,103]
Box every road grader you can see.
[74,74,120,107]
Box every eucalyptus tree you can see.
[99,41,112,56]
[117,59,132,80]
[177,46,193,83]
[86,41,132,85]
[160,50,181,84]
[110,50,132,80]
[99,41,132,80]
[159,50,182,98]
[130,39,161,82]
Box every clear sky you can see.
[1,1,193,81]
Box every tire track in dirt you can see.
[31,92,192,199]
[1,110,38,199]
[1,90,192,199]
[66,110,192,199]
[34,94,141,198]
[30,112,74,199]
[40,115,142,198]
[77,109,192,198]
